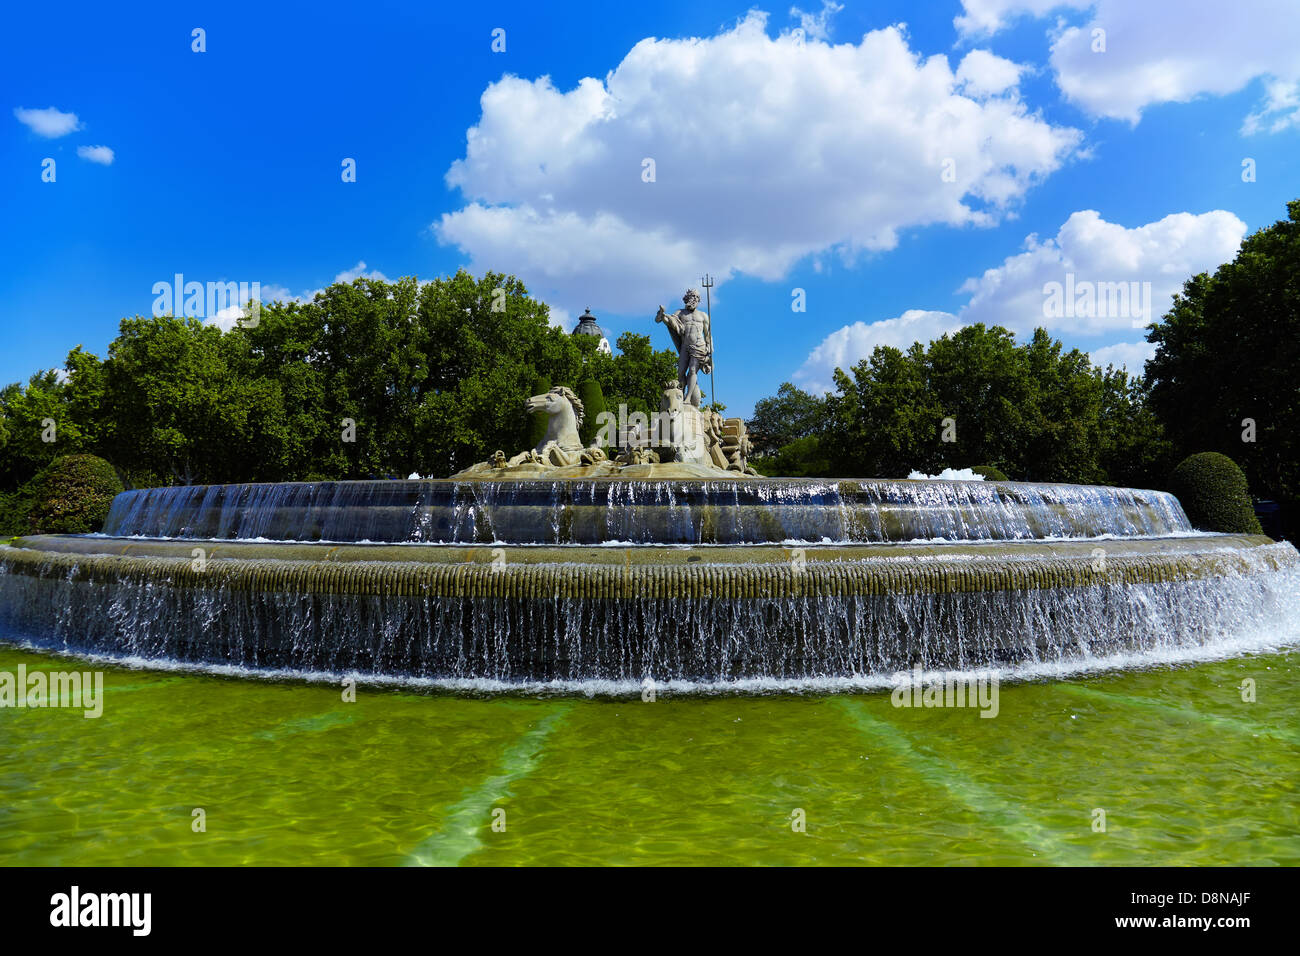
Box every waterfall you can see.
[6,475,1290,691]
[2,536,1295,686]
[100,479,1193,545]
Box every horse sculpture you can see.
[451,381,753,477]
[508,386,603,467]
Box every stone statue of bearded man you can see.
[655,288,713,408]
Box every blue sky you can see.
[3,0,1297,417]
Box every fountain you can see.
[1,289,1297,690]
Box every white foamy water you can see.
[96,477,1192,544]
[907,468,987,481]
[2,620,1296,698]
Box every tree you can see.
[1096,368,1174,490]
[1146,199,1300,505]
[595,331,678,420]
[747,383,826,457]
[99,315,292,486]
[577,378,607,447]
[792,324,1120,482]
[22,453,124,534]
[750,435,833,477]
[0,370,89,491]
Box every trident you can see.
[701,273,716,411]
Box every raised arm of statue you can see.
[656,305,684,352]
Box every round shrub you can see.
[24,454,124,534]
[1168,452,1262,534]
[971,465,1009,481]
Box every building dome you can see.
[572,308,605,339]
[572,307,612,355]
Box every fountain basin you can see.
[100,478,1192,544]
[3,531,1295,684]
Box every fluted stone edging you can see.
[3,535,1297,682]
[0,535,1291,600]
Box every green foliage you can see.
[1096,367,1175,490]
[748,383,826,457]
[1168,452,1263,534]
[590,332,679,421]
[0,491,29,537]
[0,271,682,490]
[748,325,1183,487]
[819,325,1125,482]
[577,378,607,447]
[1147,199,1300,504]
[526,374,551,450]
[971,465,1009,481]
[750,435,833,477]
[0,370,90,491]
[21,454,124,534]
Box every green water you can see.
[1,645,1296,866]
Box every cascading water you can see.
[99,478,1193,544]
[2,477,1296,690]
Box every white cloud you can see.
[959,208,1246,335]
[196,264,393,327]
[956,49,1027,97]
[203,305,248,332]
[331,260,388,284]
[957,0,1300,129]
[257,284,297,303]
[794,309,961,393]
[435,12,1080,316]
[13,106,81,137]
[794,208,1245,391]
[1243,78,1300,134]
[258,262,392,305]
[76,145,114,165]
[1089,340,1155,373]
[954,0,1089,37]
[790,0,844,42]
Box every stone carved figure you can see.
[451,373,758,479]
[506,386,589,467]
[705,409,731,470]
[658,379,710,465]
[617,446,661,466]
[655,289,712,407]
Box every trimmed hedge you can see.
[22,454,124,535]
[971,465,1010,481]
[1168,452,1263,534]
[0,491,29,537]
[526,373,551,450]
[578,378,607,447]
